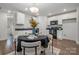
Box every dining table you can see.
[16,35,49,52]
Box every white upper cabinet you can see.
[16,12,25,25]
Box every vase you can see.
[32,28,36,35]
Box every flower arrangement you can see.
[29,17,38,35]
[30,17,38,28]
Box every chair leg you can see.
[35,47,37,55]
[15,41,16,55]
[23,47,25,55]
[44,49,46,55]
[52,39,53,54]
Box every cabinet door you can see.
[17,12,25,25]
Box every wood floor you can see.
[0,40,14,55]
[53,39,79,55]
[0,39,79,55]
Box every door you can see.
[62,18,77,41]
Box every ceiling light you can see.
[8,10,11,13]
[63,9,67,12]
[29,7,39,13]
[25,8,28,11]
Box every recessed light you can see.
[8,10,11,13]
[63,9,67,12]
[25,8,28,11]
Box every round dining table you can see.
[16,35,49,53]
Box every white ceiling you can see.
[0,3,79,16]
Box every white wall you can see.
[0,12,8,40]
[48,12,77,41]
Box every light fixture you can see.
[29,7,39,13]
[8,10,11,13]
[25,8,28,11]
[63,9,67,12]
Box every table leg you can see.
[35,47,37,55]
[44,49,46,55]
[15,40,16,55]
[23,47,25,55]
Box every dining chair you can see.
[21,41,41,55]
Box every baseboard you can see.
[57,38,63,40]
[76,40,79,44]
